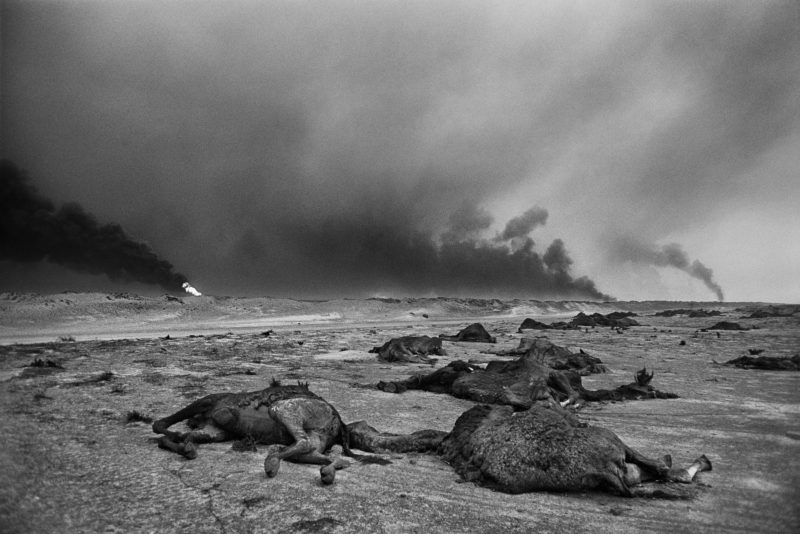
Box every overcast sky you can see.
[2,0,799,302]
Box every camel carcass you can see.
[152,380,387,484]
[439,323,497,343]
[377,339,677,408]
[348,404,711,498]
[369,335,446,363]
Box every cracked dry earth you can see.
[1,311,799,533]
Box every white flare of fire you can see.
[182,282,202,296]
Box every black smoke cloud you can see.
[501,207,549,241]
[613,237,724,301]
[229,199,611,300]
[0,160,188,292]
[441,202,494,244]
[1,159,609,299]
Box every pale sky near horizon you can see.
[2,0,799,302]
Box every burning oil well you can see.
[1,160,200,296]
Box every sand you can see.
[1,293,798,533]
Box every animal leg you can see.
[666,455,712,483]
[547,371,580,406]
[287,448,350,485]
[623,455,673,485]
[263,444,288,478]
[263,398,345,483]
[263,437,347,484]
[156,429,230,459]
[581,471,632,497]
[260,409,320,478]
[157,436,198,460]
[319,457,350,485]
[624,445,672,479]
[152,395,222,437]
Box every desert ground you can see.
[1,292,798,533]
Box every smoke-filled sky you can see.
[2,0,799,301]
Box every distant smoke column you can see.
[616,238,724,301]
[0,159,189,291]
[687,259,724,302]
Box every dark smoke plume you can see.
[614,237,724,301]
[0,160,188,291]
[277,205,613,300]
[501,207,549,240]
[440,202,494,244]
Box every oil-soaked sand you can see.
[1,293,798,533]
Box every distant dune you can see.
[0,291,788,344]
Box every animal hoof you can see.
[182,442,198,460]
[264,455,281,478]
[320,464,336,485]
[695,454,712,472]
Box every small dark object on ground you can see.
[65,371,115,386]
[33,391,54,401]
[708,321,748,331]
[748,349,764,355]
[290,517,341,533]
[125,411,153,424]
[29,358,64,369]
